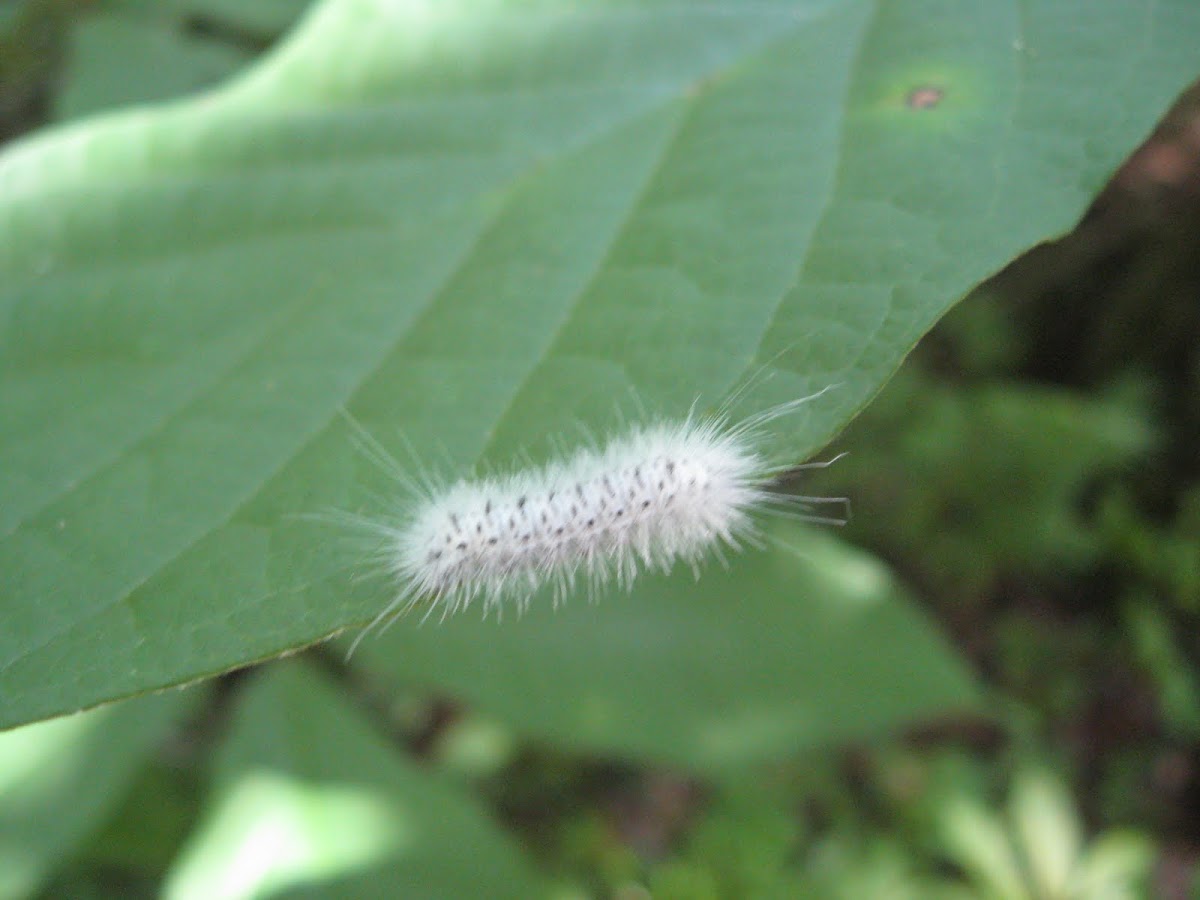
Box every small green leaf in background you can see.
[0,687,200,899]
[164,661,542,899]
[936,768,1155,900]
[185,0,314,36]
[53,14,251,121]
[52,0,314,121]
[1,0,1198,746]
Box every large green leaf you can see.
[1,0,1197,738]
[164,661,541,899]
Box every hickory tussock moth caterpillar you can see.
[334,383,844,652]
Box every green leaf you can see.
[937,796,1026,900]
[185,0,314,37]
[1,0,1198,733]
[52,1,317,122]
[354,526,977,769]
[0,688,199,899]
[1008,769,1081,898]
[1070,831,1154,899]
[54,14,251,121]
[164,661,542,899]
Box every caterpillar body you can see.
[342,386,841,647]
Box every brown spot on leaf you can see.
[907,86,944,110]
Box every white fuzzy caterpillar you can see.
[336,384,842,649]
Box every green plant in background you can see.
[640,758,1155,898]
[937,768,1152,900]
[812,365,1155,602]
[1,0,1199,896]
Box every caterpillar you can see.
[337,385,842,651]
